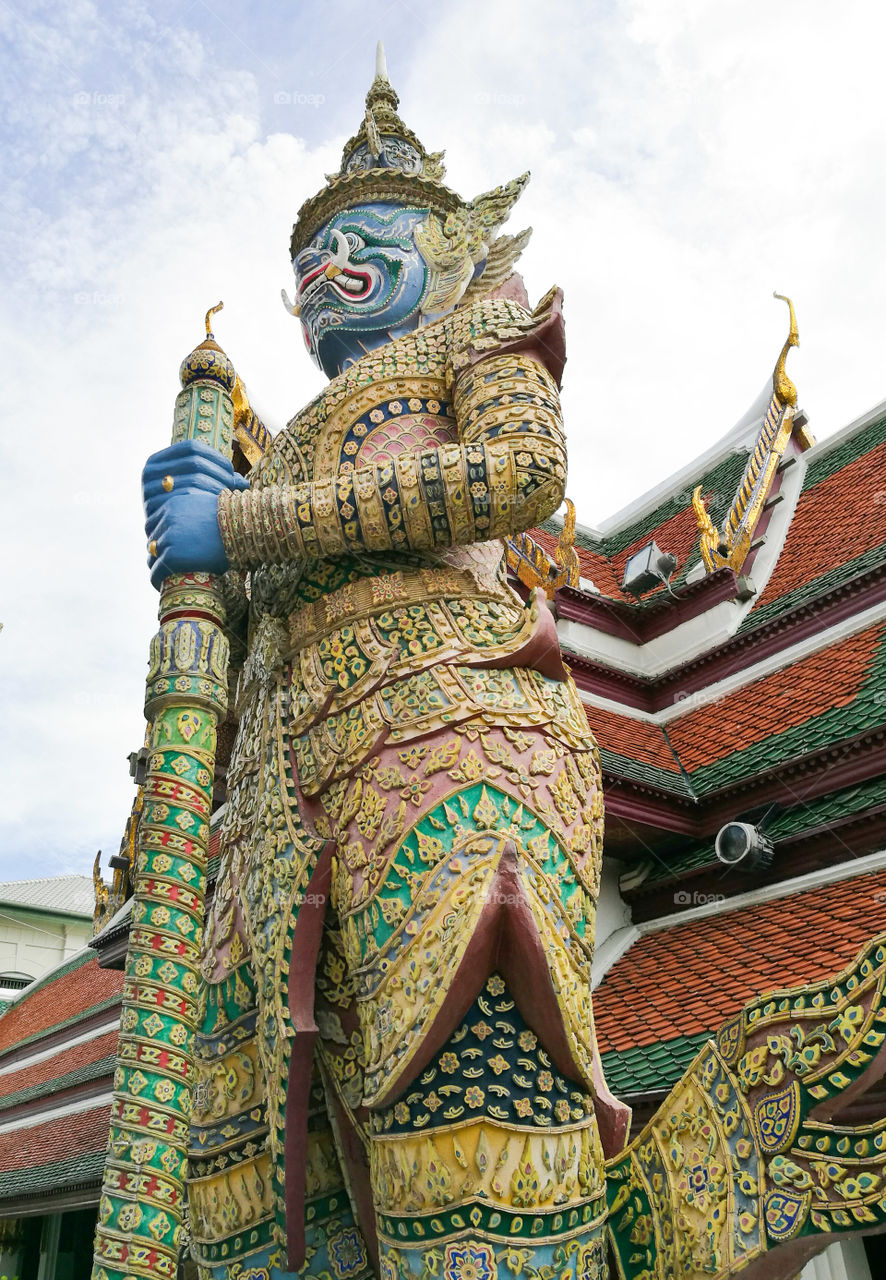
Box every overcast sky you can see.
[2,0,885,881]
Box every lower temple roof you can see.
[585,619,886,805]
[594,864,886,1097]
[0,950,123,1209]
[0,949,122,1057]
[0,1104,111,1202]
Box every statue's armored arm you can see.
[217,306,567,567]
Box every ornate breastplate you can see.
[245,303,551,729]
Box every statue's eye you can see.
[345,232,363,251]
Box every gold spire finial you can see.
[772,292,799,407]
[180,301,234,390]
[288,45,529,277]
[365,40,399,118]
[205,300,224,338]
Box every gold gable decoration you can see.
[693,293,813,574]
[506,499,581,597]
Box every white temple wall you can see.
[0,910,91,986]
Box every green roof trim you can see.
[740,538,886,634]
[686,624,886,795]
[641,840,721,889]
[601,1030,712,1096]
[0,1148,106,1202]
[0,1055,116,1114]
[571,528,608,558]
[643,773,886,888]
[599,748,694,799]
[803,409,886,492]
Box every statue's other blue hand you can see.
[143,441,249,590]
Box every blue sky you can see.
[2,0,886,880]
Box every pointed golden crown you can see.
[289,42,531,286]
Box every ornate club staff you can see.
[92,306,238,1280]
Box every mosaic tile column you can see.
[92,353,236,1280]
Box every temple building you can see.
[0,879,111,1276]
[0,876,94,1014]
[0,302,884,1278]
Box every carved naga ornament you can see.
[693,293,804,576]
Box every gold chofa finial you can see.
[772,292,799,407]
[205,300,224,338]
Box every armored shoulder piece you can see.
[447,287,566,388]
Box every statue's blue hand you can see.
[143,441,249,589]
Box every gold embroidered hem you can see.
[370,1118,606,1215]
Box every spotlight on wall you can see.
[621,541,678,596]
[128,747,149,786]
[714,822,774,873]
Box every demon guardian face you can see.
[287,202,438,377]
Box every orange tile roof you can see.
[0,1029,117,1102]
[665,623,882,773]
[585,705,682,774]
[0,953,122,1055]
[574,546,625,598]
[0,1102,111,1173]
[608,504,704,596]
[754,439,886,612]
[593,866,886,1056]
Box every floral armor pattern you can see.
[189,292,621,1279]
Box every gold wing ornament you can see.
[414,210,477,314]
[416,172,532,314]
[772,291,799,407]
[466,171,531,247]
[462,228,533,302]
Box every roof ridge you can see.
[803,399,886,473]
[0,873,91,886]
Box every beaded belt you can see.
[286,565,509,654]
